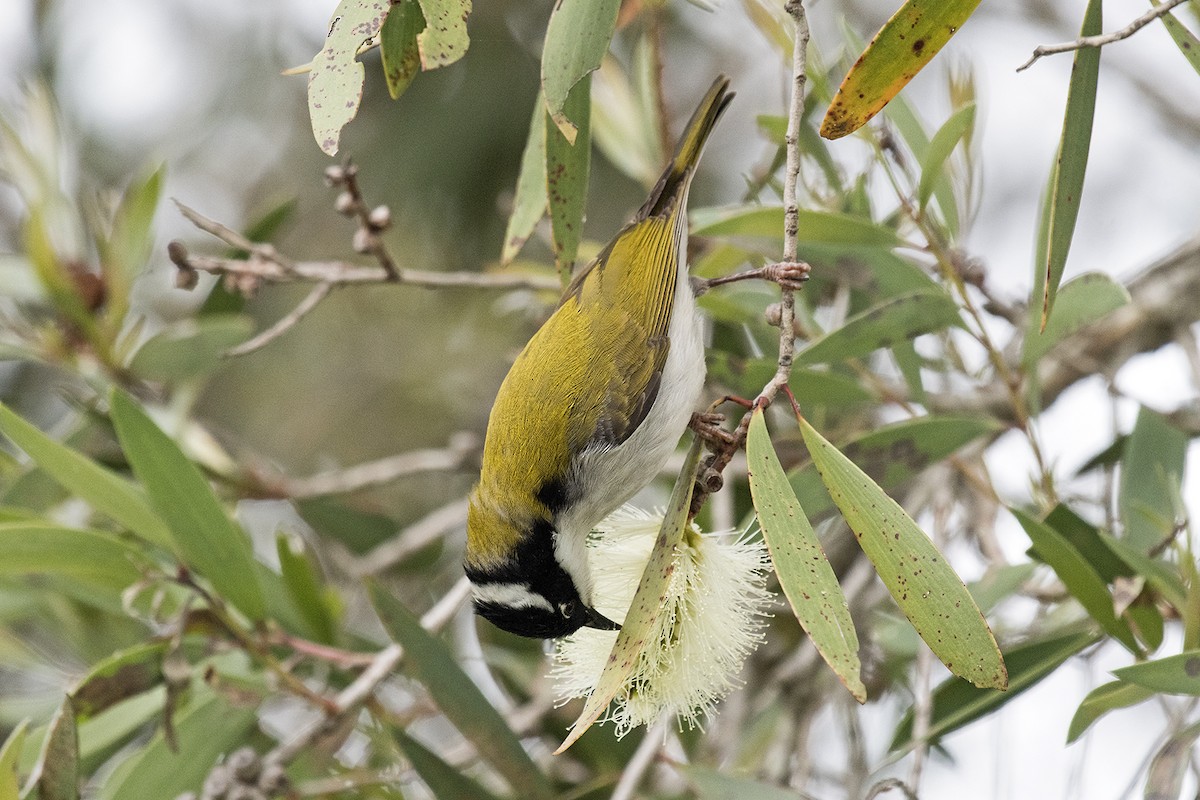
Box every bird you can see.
[465,76,733,639]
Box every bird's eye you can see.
[558,601,576,619]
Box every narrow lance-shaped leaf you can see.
[541,0,619,143]
[368,585,553,799]
[390,727,502,800]
[276,533,337,645]
[1011,507,1140,653]
[30,696,78,800]
[0,720,28,800]
[109,389,266,620]
[1023,273,1129,366]
[379,0,425,99]
[798,416,1007,689]
[1154,0,1200,78]
[546,74,592,284]
[746,409,865,702]
[71,642,168,721]
[820,0,983,139]
[1119,406,1188,553]
[917,103,975,212]
[1037,0,1102,330]
[306,0,391,156]
[1066,679,1155,744]
[0,403,173,548]
[795,289,963,367]
[501,91,549,265]
[557,437,703,753]
[1113,651,1200,695]
[682,765,810,800]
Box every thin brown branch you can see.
[348,497,470,576]
[224,281,334,357]
[1017,0,1190,71]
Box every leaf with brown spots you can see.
[820,0,982,140]
[747,409,865,702]
[414,0,470,69]
[542,0,620,143]
[71,642,168,721]
[556,437,703,754]
[307,0,391,156]
[1155,0,1200,77]
[799,416,1007,690]
[545,75,591,283]
[380,0,425,100]
[1113,651,1200,695]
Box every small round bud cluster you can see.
[168,241,199,290]
[174,747,287,800]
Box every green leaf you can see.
[501,91,548,265]
[0,720,28,800]
[690,205,902,248]
[391,727,502,800]
[559,437,704,751]
[546,74,592,282]
[128,315,254,382]
[796,290,962,367]
[98,164,163,332]
[1023,273,1129,366]
[746,409,865,701]
[820,0,983,139]
[306,0,391,155]
[0,523,143,592]
[890,630,1095,750]
[541,0,619,143]
[276,533,337,645]
[380,0,425,99]
[790,416,1000,521]
[98,688,258,800]
[1067,679,1155,743]
[1120,406,1189,553]
[1113,650,1200,695]
[1154,0,1200,77]
[109,389,265,620]
[414,0,470,69]
[31,697,78,800]
[799,416,1007,689]
[1012,508,1140,653]
[681,764,809,800]
[1145,718,1200,800]
[1103,534,1187,611]
[1037,0,1102,329]
[707,355,871,408]
[592,53,662,186]
[1042,504,1130,583]
[0,403,173,548]
[368,585,552,798]
[917,103,975,212]
[70,642,167,721]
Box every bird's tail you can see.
[637,75,733,220]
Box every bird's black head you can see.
[466,519,620,639]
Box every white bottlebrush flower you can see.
[551,505,774,736]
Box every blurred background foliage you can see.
[1,0,1200,798]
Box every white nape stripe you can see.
[471,582,554,612]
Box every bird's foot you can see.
[689,411,735,448]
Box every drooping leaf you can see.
[98,689,258,800]
[1041,504,1130,583]
[557,437,703,752]
[690,205,901,248]
[276,533,337,645]
[414,0,471,69]
[1154,1,1200,78]
[307,0,391,155]
[890,630,1095,750]
[1012,507,1139,653]
[1145,718,1200,800]
[1066,679,1155,744]
[501,91,548,265]
[796,290,963,367]
[1119,406,1189,553]
[1037,0,1103,329]
[799,416,1007,689]
[0,720,28,800]
[820,0,983,139]
[368,585,552,798]
[391,727,502,800]
[545,74,592,282]
[71,642,167,721]
[0,403,172,548]
[30,697,78,800]
[1113,651,1200,695]
[541,0,619,143]
[746,409,865,701]
[128,315,254,382]
[917,103,975,213]
[380,0,425,99]
[109,389,265,620]
[789,416,1000,521]
[1024,273,1129,366]
[681,764,809,800]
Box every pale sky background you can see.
[1,0,1198,797]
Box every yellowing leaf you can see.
[820,0,982,140]
[414,0,470,69]
[541,0,619,143]
[307,0,391,155]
